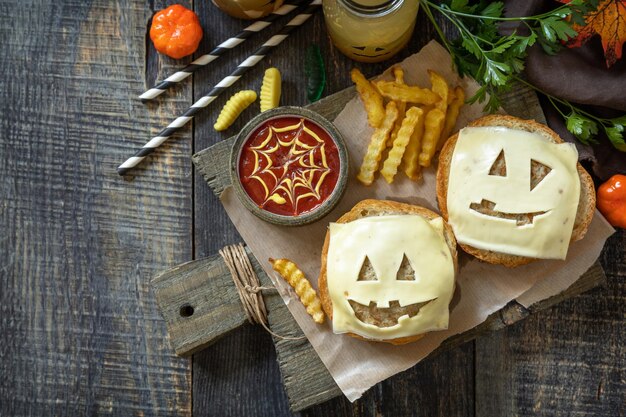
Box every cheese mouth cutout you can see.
[348,299,436,328]
[469,199,550,226]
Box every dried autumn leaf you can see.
[563,0,626,67]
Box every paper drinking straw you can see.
[118,0,321,176]
[139,1,304,102]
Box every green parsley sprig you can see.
[420,0,626,151]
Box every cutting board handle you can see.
[152,246,273,356]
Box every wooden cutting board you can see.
[152,82,606,412]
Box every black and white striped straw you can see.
[139,1,304,102]
[118,0,321,175]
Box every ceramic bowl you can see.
[230,106,349,226]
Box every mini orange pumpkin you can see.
[150,4,203,59]
[597,174,626,229]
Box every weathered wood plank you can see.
[0,0,191,415]
[152,255,249,356]
[300,342,475,417]
[475,231,625,417]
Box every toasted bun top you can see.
[436,114,595,267]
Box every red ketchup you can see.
[238,117,340,216]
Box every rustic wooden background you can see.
[1,1,624,416]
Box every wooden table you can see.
[1,1,624,416]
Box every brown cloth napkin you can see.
[503,0,626,180]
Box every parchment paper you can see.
[220,41,615,401]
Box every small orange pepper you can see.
[150,4,203,59]
[597,174,626,229]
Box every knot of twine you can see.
[219,244,304,341]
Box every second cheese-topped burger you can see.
[437,115,595,267]
[319,200,457,344]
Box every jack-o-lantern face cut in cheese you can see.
[447,126,581,260]
[326,215,456,340]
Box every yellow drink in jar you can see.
[323,0,420,63]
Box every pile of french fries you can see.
[351,67,465,185]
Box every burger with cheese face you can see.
[318,199,458,345]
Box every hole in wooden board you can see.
[179,304,194,318]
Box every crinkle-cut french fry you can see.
[260,67,281,112]
[357,101,399,185]
[388,103,406,147]
[418,108,446,167]
[214,90,257,131]
[402,107,426,180]
[428,70,449,115]
[374,80,440,105]
[439,86,466,150]
[388,66,407,147]
[351,68,385,128]
[269,258,325,324]
[381,106,423,183]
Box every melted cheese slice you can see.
[327,215,455,340]
[447,126,580,259]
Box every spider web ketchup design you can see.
[238,117,340,216]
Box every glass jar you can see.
[212,0,285,20]
[322,0,420,63]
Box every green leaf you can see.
[507,56,525,73]
[566,113,598,144]
[480,2,504,18]
[461,37,482,59]
[540,21,556,43]
[549,18,578,41]
[450,0,469,12]
[509,32,537,56]
[605,124,626,151]
[467,85,487,105]
[483,90,502,113]
[490,37,517,54]
[536,32,561,55]
[484,59,510,86]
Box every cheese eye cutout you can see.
[357,256,377,281]
[488,149,507,177]
[396,254,416,281]
[530,159,552,191]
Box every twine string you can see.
[219,244,305,341]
